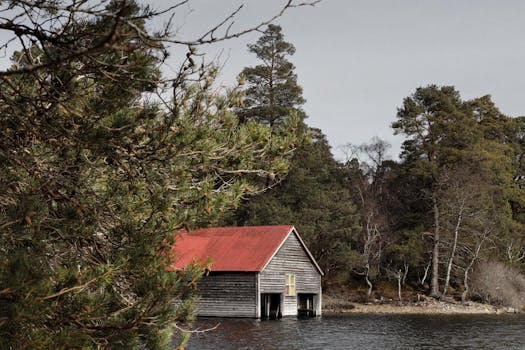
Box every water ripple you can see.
[186,314,525,350]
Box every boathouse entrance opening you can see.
[297,293,317,317]
[261,293,282,319]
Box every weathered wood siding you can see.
[196,272,257,317]
[259,232,322,316]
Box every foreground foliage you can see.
[0,1,303,348]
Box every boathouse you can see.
[171,225,323,318]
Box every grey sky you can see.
[164,0,525,159]
[2,1,525,160]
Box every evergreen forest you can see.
[225,25,525,309]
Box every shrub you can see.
[470,260,525,309]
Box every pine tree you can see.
[231,130,360,279]
[391,85,523,297]
[228,26,360,282]
[240,24,306,128]
[0,2,300,348]
[392,85,473,297]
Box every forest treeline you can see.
[224,25,525,307]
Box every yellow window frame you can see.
[285,274,296,296]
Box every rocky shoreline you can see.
[322,294,522,315]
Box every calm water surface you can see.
[185,314,525,350]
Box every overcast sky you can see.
[160,0,525,159]
[3,1,525,160]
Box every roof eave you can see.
[291,227,324,276]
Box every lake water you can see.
[185,313,525,349]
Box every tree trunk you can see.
[462,235,486,304]
[402,262,409,285]
[420,261,431,287]
[397,269,402,303]
[365,263,373,302]
[442,208,462,299]
[461,267,470,304]
[430,195,441,298]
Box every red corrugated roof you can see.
[170,225,294,272]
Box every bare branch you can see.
[0,0,321,76]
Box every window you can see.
[285,274,296,296]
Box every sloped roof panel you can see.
[170,225,294,272]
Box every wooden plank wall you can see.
[196,272,257,317]
[259,232,322,316]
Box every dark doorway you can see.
[297,293,316,317]
[261,293,282,319]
